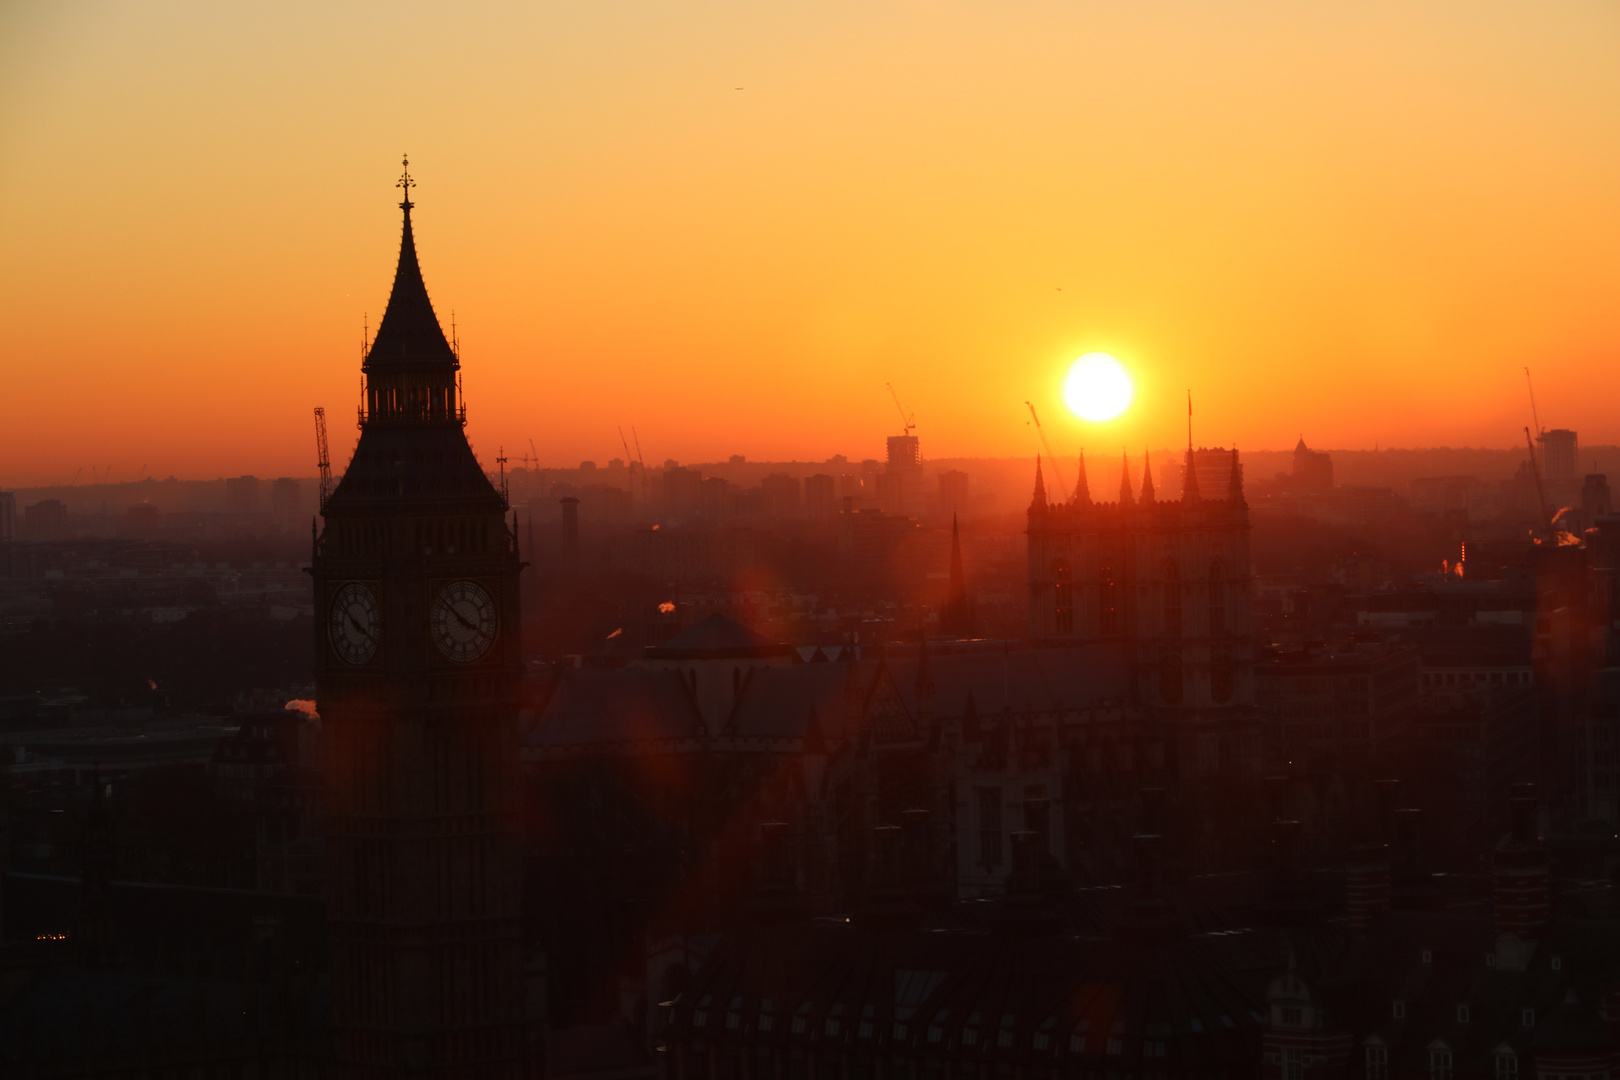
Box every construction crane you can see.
[1524,426,1551,535]
[314,407,332,510]
[1024,401,1068,495]
[524,438,540,471]
[886,383,916,436]
[631,426,650,504]
[1525,367,1545,442]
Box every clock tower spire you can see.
[314,160,528,1076]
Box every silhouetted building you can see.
[1293,437,1333,490]
[0,490,14,541]
[804,473,835,520]
[1029,447,1254,712]
[24,498,68,541]
[940,514,970,638]
[663,466,703,521]
[881,434,926,517]
[271,476,302,523]
[1254,639,1421,776]
[225,474,260,515]
[938,469,969,516]
[312,163,529,1073]
[1539,428,1578,483]
[761,473,802,519]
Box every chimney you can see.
[1346,843,1391,931]
[1494,787,1549,940]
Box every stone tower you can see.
[313,160,527,1077]
[1028,446,1253,710]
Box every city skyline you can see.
[2,2,1619,485]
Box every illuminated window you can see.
[1054,561,1073,635]
[1099,560,1119,635]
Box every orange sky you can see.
[2,2,1618,485]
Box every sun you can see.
[1063,353,1133,422]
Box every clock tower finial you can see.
[397,153,415,211]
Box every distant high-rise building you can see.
[882,435,926,516]
[938,469,969,516]
[663,466,703,519]
[700,476,729,523]
[24,498,68,541]
[804,473,836,519]
[761,473,802,518]
[1540,429,1578,482]
[1292,438,1333,490]
[0,491,14,542]
[270,477,301,523]
[225,475,260,515]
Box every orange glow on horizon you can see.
[2,4,1619,485]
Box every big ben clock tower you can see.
[314,160,527,1077]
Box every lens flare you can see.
[1063,353,1133,422]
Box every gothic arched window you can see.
[1163,559,1182,636]
[1053,560,1073,636]
[1209,560,1225,636]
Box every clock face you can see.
[431,580,498,663]
[329,582,380,665]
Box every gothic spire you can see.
[1030,456,1048,512]
[1073,449,1091,506]
[1118,451,1134,507]
[1140,451,1156,504]
[365,155,457,368]
[943,514,970,637]
[1183,390,1202,503]
[1228,447,1245,504]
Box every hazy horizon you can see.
[3,2,1618,484]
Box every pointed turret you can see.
[1073,450,1091,507]
[1118,451,1134,507]
[1140,452,1156,505]
[1030,456,1048,512]
[1228,447,1245,504]
[365,157,458,368]
[1184,391,1202,503]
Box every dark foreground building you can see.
[312,160,530,1074]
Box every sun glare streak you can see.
[1064,353,1133,422]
